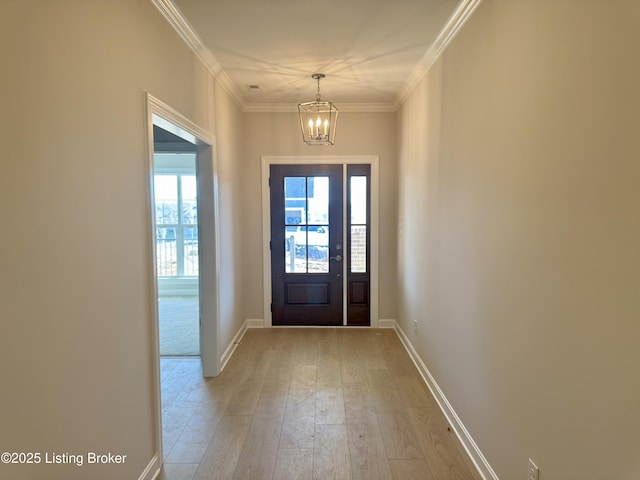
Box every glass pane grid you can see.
[284,176,329,274]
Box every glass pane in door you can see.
[307,176,329,224]
[285,177,306,225]
[283,176,330,273]
[308,225,329,273]
[285,226,307,273]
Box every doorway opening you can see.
[147,93,221,468]
[153,141,200,356]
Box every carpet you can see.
[158,296,200,356]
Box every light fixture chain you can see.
[312,72,325,102]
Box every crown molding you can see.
[150,0,245,109]
[242,102,397,113]
[153,0,482,113]
[396,0,483,109]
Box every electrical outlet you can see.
[528,459,539,480]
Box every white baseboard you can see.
[243,318,393,329]
[138,454,160,480]
[249,319,391,329]
[377,318,397,328]
[219,321,250,372]
[393,324,499,480]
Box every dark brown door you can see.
[270,164,343,326]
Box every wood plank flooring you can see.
[158,328,481,480]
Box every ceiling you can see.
[161,0,477,111]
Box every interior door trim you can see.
[261,155,379,328]
[146,93,221,470]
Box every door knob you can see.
[329,254,343,262]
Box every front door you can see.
[270,163,371,326]
[270,164,343,325]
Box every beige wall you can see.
[212,82,247,352]
[0,1,243,478]
[397,1,640,479]
[240,112,398,322]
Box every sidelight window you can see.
[349,176,368,273]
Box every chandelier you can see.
[298,73,339,146]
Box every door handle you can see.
[329,254,343,262]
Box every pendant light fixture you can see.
[298,73,339,146]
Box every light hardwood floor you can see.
[158,328,482,480]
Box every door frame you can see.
[261,155,379,327]
[146,94,221,463]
